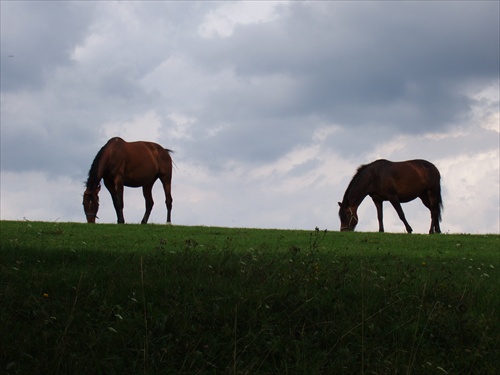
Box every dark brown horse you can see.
[338,159,443,234]
[83,137,173,224]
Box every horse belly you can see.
[123,173,157,187]
[395,181,426,202]
[122,145,159,187]
[121,163,158,187]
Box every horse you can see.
[338,159,443,234]
[83,137,173,224]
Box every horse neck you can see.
[86,173,101,192]
[344,190,366,210]
[86,145,108,191]
[343,172,371,208]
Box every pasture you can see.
[1,221,498,374]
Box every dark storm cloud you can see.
[189,1,499,134]
[2,1,498,176]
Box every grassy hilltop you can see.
[1,220,498,374]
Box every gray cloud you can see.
[0,1,96,91]
[189,2,498,132]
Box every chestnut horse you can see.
[83,137,173,224]
[338,159,443,234]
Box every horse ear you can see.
[338,202,342,207]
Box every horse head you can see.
[83,185,100,223]
[338,202,358,231]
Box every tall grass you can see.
[1,221,498,374]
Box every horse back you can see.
[103,138,172,186]
[128,141,172,175]
[406,159,440,185]
[371,159,440,201]
[380,159,439,183]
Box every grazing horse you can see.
[83,137,173,224]
[338,159,443,234]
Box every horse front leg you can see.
[105,179,125,224]
[115,185,125,224]
[372,198,384,232]
[141,184,154,224]
[113,178,125,224]
[389,197,413,233]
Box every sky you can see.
[1,1,499,234]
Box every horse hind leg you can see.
[432,191,442,234]
[429,191,442,234]
[141,184,154,224]
[430,218,441,234]
[372,198,385,232]
[160,178,173,224]
[389,197,413,233]
[165,185,173,224]
[432,214,441,234]
[420,191,441,234]
[166,198,172,224]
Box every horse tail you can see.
[163,148,178,170]
[433,163,444,222]
[437,183,443,222]
[421,159,444,222]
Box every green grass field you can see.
[1,220,498,374]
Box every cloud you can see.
[191,2,498,132]
[0,1,95,91]
[0,171,85,222]
[198,1,287,39]
[101,112,162,143]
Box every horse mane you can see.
[342,163,370,202]
[342,160,389,205]
[85,143,107,190]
